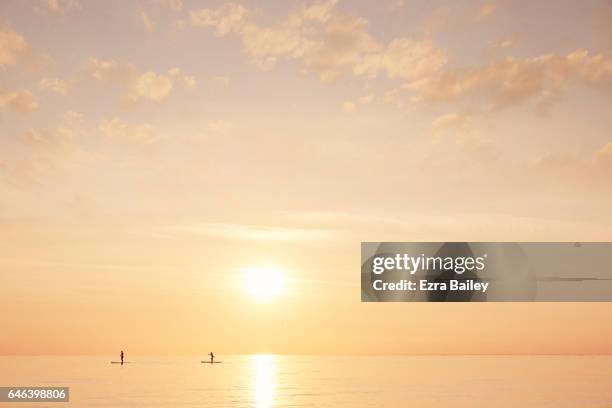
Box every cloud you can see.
[88,57,138,83]
[342,101,355,113]
[430,112,493,158]
[0,112,161,188]
[0,26,50,69]
[0,89,38,113]
[288,211,612,242]
[0,111,85,187]
[488,38,514,51]
[168,67,196,89]
[168,222,329,242]
[477,3,496,20]
[128,72,173,102]
[160,0,183,12]
[99,117,159,145]
[485,38,517,60]
[408,50,612,113]
[132,1,185,38]
[421,3,496,36]
[139,10,156,32]
[431,112,471,135]
[190,0,447,81]
[87,58,194,103]
[353,38,447,80]
[190,3,248,36]
[0,27,30,67]
[530,141,612,190]
[388,0,405,10]
[45,0,81,15]
[39,78,70,95]
[359,94,374,104]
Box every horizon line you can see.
[2,353,611,357]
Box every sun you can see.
[241,266,287,301]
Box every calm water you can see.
[1,355,611,407]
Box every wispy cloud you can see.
[0,89,38,113]
[190,0,447,81]
[0,111,88,187]
[44,0,81,16]
[139,10,157,32]
[167,222,333,242]
[87,58,195,104]
[39,77,70,95]
[0,25,51,69]
[407,50,612,113]
[477,2,496,20]
[99,117,160,145]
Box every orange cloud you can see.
[0,26,30,67]
[0,111,86,187]
[168,222,331,242]
[190,0,447,81]
[408,50,612,112]
[160,0,183,12]
[342,101,355,113]
[0,26,49,69]
[0,89,38,113]
[431,112,472,135]
[190,3,248,36]
[87,58,194,103]
[139,10,156,32]
[45,0,81,15]
[128,72,173,102]
[99,117,159,145]
[87,57,138,83]
[477,2,496,20]
[39,78,70,95]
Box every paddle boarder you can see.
[120,350,124,365]
[209,352,214,364]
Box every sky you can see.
[1,0,612,355]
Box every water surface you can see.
[1,355,611,407]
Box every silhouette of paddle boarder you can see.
[209,352,214,364]
[120,350,124,365]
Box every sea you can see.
[1,355,611,407]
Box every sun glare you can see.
[251,354,277,408]
[242,266,287,301]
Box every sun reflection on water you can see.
[251,354,277,408]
